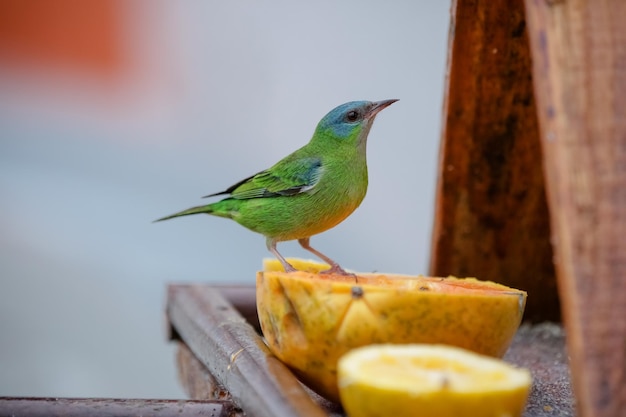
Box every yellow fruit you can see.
[338,344,532,417]
[257,258,526,402]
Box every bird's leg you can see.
[267,238,297,272]
[297,238,352,276]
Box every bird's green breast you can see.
[227,155,368,241]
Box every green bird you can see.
[155,99,398,274]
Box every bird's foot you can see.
[320,264,357,279]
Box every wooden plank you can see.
[175,341,344,417]
[523,0,626,415]
[430,0,559,322]
[0,397,239,417]
[176,342,233,401]
[166,284,328,417]
[217,285,261,333]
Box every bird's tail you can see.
[153,204,215,222]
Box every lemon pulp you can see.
[338,344,532,417]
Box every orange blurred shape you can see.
[0,0,126,78]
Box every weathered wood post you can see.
[430,0,559,322]
[524,0,626,415]
[432,0,626,415]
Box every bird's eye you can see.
[346,110,359,122]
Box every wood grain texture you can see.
[176,342,233,401]
[0,397,239,417]
[166,284,328,417]
[174,329,344,417]
[524,0,626,415]
[430,0,558,322]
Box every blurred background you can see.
[0,0,449,399]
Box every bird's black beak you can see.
[366,99,399,119]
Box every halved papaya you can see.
[256,259,526,402]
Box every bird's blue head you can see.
[313,99,398,147]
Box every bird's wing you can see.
[207,157,324,200]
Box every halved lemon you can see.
[257,258,527,402]
[338,344,532,417]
